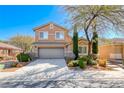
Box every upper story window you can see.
[40,32,48,39]
[79,46,88,55]
[55,32,64,40]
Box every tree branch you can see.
[84,14,97,42]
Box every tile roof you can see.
[112,38,124,43]
[0,42,22,50]
[33,22,69,31]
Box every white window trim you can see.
[40,31,48,40]
[55,31,64,40]
[79,45,88,55]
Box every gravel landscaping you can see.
[0,59,124,88]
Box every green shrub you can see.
[78,56,88,61]
[78,55,96,65]
[16,53,31,62]
[78,59,87,69]
[87,56,93,65]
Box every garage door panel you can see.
[39,48,64,58]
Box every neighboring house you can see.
[32,22,72,59]
[68,37,124,60]
[112,38,124,44]
[76,38,124,60]
[66,38,89,56]
[0,42,22,60]
[99,38,124,60]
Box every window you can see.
[79,46,87,54]
[1,49,8,55]
[40,32,48,39]
[55,32,64,40]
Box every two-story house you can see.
[32,22,72,59]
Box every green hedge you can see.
[16,53,31,62]
[78,59,87,69]
[78,55,97,65]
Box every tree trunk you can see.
[88,41,92,55]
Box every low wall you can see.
[99,44,124,59]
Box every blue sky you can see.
[0,5,123,41]
[0,5,72,40]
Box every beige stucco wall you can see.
[33,23,72,58]
[34,23,72,43]
[99,44,124,59]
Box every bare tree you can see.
[64,5,124,55]
[9,35,34,52]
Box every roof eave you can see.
[33,22,69,31]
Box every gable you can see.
[78,39,88,45]
[33,23,68,32]
[66,38,88,46]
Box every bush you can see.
[16,53,31,62]
[0,57,3,61]
[98,59,107,67]
[67,60,79,67]
[65,57,74,64]
[11,62,18,67]
[68,61,74,67]
[87,56,94,65]
[78,56,88,61]
[78,55,97,65]
[72,60,79,66]
[78,59,87,69]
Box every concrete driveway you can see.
[1,59,124,87]
[15,59,71,80]
[0,59,78,81]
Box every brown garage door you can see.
[38,48,64,59]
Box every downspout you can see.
[122,44,124,59]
